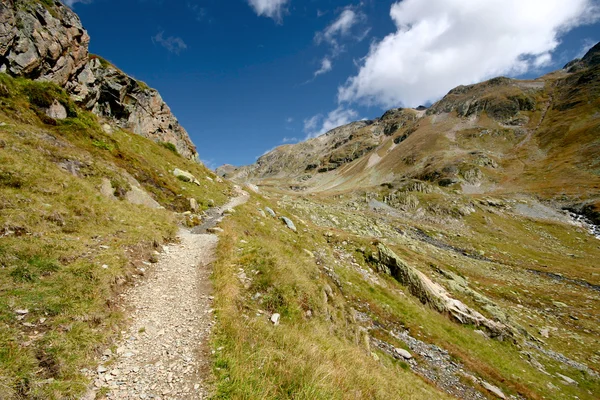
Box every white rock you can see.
[394,348,413,359]
[270,313,281,326]
[14,309,29,315]
[481,381,506,399]
[556,373,577,385]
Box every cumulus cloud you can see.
[314,58,333,77]
[304,107,358,139]
[338,0,600,108]
[247,0,289,23]
[152,31,188,55]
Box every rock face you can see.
[0,0,198,160]
[0,0,89,85]
[222,108,423,183]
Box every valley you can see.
[0,1,599,399]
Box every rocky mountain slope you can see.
[209,42,600,400]
[225,42,600,219]
[0,0,198,160]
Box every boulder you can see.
[394,348,413,360]
[124,186,161,209]
[173,169,200,185]
[99,178,116,200]
[265,207,276,218]
[46,100,67,120]
[189,198,198,212]
[281,217,297,232]
[556,373,577,385]
[481,381,506,399]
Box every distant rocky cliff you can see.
[0,0,198,160]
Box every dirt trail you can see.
[86,187,248,400]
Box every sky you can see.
[65,0,600,168]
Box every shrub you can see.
[160,141,178,155]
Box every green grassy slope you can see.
[0,73,230,399]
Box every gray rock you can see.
[556,373,577,385]
[394,348,413,359]
[189,198,198,212]
[481,381,506,399]
[125,186,161,209]
[46,99,67,120]
[173,169,200,185]
[281,216,297,232]
[376,243,508,337]
[265,207,276,217]
[99,178,116,200]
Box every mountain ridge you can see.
[220,43,600,217]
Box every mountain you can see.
[2,1,600,399]
[0,0,198,160]
[226,43,600,220]
[207,43,600,400]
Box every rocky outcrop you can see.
[68,58,197,159]
[427,76,538,125]
[0,0,198,160]
[0,0,89,85]
[373,243,509,338]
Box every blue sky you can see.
[67,0,599,168]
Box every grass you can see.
[211,196,452,399]
[0,73,231,398]
[252,189,600,400]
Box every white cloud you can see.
[247,0,289,23]
[576,37,598,58]
[338,0,600,108]
[314,57,333,77]
[152,31,188,54]
[304,107,358,139]
[286,117,294,123]
[315,8,366,53]
[62,0,92,7]
[282,137,298,143]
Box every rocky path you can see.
[86,188,248,400]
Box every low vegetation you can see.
[0,73,230,398]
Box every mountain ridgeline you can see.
[0,0,198,160]
[220,42,600,219]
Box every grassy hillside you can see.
[0,73,230,399]
[210,189,600,399]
